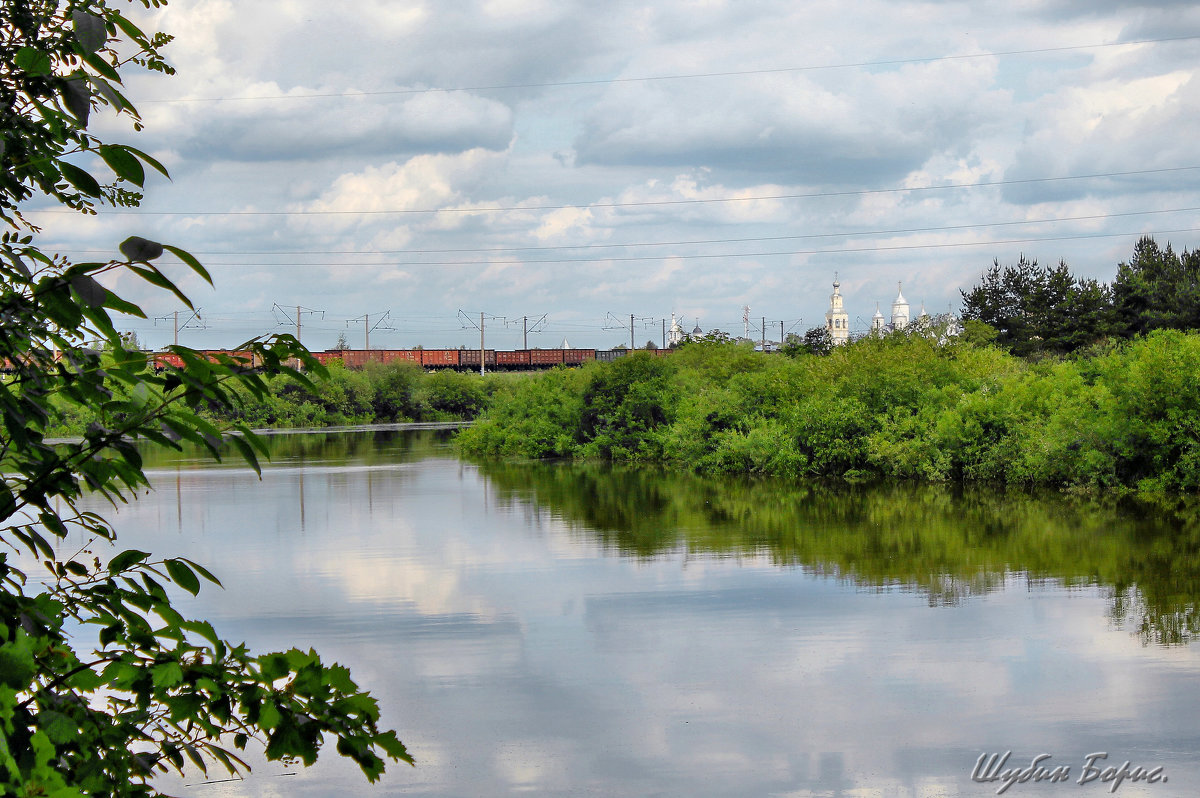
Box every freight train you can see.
[148,346,672,372]
[310,346,673,370]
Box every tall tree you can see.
[0,2,409,793]
[961,256,1116,355]
[1112,236,1200,336]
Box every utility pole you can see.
[630,314,635,350]
[662,319,666,349]
[479,312,485,376]
[272,304,323,357]
[761,316,766,351]
[349,311,391,351]
[504,314,545,349]
[156,308,202,348]
[780,321,785,346]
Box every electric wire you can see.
[138,35,1200,104]
[26,165,1200,217]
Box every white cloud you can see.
[40,0,1200,350]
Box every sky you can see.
[30,0,1200,351]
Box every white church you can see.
[825,275,927,344]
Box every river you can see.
[82,429,1200,797]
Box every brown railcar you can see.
[420,349,461,368]
[529,348,564,365]
[374,349,421,365]
[496,349,532,367]
[459,349,496,368]
[562,349,595,366]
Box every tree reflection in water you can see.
[476,460,1200,646]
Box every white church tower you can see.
[871,302,886,334]
[891,282,910,329]
[824,274,850,345]
[667,313,684,347]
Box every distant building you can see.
[823,275,955,341]
[824,275,850,345]
[668,313,684,347]
[891,282,910,329]
[870,302,886,334]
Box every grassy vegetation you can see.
[457,329,1200,493]
[46,359,520,436]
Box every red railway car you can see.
[153,352,186,370]
[562,349,595,366]
[495,349,532,368]
[459,349,496,368]
[312,350,344,367]
[420,349,461,368]
[529,348,564,366]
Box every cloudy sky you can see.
[33,0,1200,351]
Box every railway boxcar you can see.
[152,352,186,370]
[376,349,421,365]
[312,350,345,367]
[495,349,532,368]
[420,349,461,368]
[595,349,628,362]
[337,349,377,369]
[562,349,596,366]
[459,349,496,368]
[529,348,564,366]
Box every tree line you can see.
[960,237,1200,355]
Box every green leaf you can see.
[163,244,212,284]
[98,145,145,186]
[59,162,102,197]
[72,10,108,53]
[70,274,106,308]
[102,289,145,317]
[109,9,148,43]
[165,559,200,595]
[38,709,79,744]
[120,236,164,262]
[228,434,261,476]
[152,660,184,688]
[258,701,281,731]
[108,549,151,574]
[15,47,51,76]
[0,634,37,689]
[179,557,222,588]
[130,382,152,409]
[122,145,170,179]
[258,653,290,682]
[62,78,92,127]
[82,53,122,84]
[128,264,192,309]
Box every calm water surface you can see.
[80,430,1200,797]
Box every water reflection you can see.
[478,460,1200,646]
[82,431,1200,796]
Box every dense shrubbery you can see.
[49,359,508,435]
[458,330,1200,493]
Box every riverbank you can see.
[457,328,1200,493]
[45,359,509,438]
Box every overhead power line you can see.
[27,166,1200,217]
[46,206,1200,258]
[140,226,1200,268]
[139,35,1200,104]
